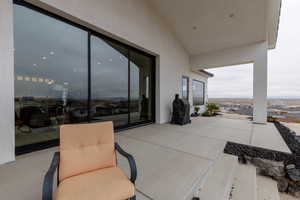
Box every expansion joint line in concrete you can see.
[121,134,215,161]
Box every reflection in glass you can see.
[14,3,156,151]
[192,80,205,105]
[130,50,153,123]
[182,76,189,100]
[14,5,88,147]
[91,36,129,127]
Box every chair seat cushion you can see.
[56,167,135,200]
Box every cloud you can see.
[207,64,253,98]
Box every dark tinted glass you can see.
[130,50,154,123]
[14,5,88,147]
[193,80,205,105]
[91,35,129,127]
[14,2,156,153]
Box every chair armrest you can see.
[42,152,60,200]
[115,143,137,184]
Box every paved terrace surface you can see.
[0,117,290,200]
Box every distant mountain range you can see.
[209,97,300,99]
[208,98,300,106]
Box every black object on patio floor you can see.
[170,94,191,125]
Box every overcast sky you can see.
[207,0,300,99]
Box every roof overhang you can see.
[266,0,282,50]
[150,0,282,56]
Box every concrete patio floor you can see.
[0,117,290,200]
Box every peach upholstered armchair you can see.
[42,121,137,200]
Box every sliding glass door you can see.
[14,1,155,154]
[90,36,129,127]
[90,35,155,127]
[14,4,89,152]
[130,50,154,124]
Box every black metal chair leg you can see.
[129,196,136,200]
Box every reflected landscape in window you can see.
[130,50,154,123]
[91,36,129,127]
[193,80,205,106]
[182,76,189,101]
[14,3,155,152]
[14,5,88,148]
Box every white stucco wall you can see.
[26,0,207,124]
[0,0,208,163]
[0,0,15,164]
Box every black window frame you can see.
[192,79,205,106]
[13,0,156,155]
[182,76,189,101]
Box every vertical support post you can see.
[0,0,15,164]
[253,41,268,124]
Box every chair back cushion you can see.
[59,121,116,182]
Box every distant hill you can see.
[208,98,300,106]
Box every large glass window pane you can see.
[91,36,129,127]
[130,50,154,123]
[193,80,205,105]
[14,5,88,148]
[182,76,189,100]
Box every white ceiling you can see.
[150,0,280,55]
